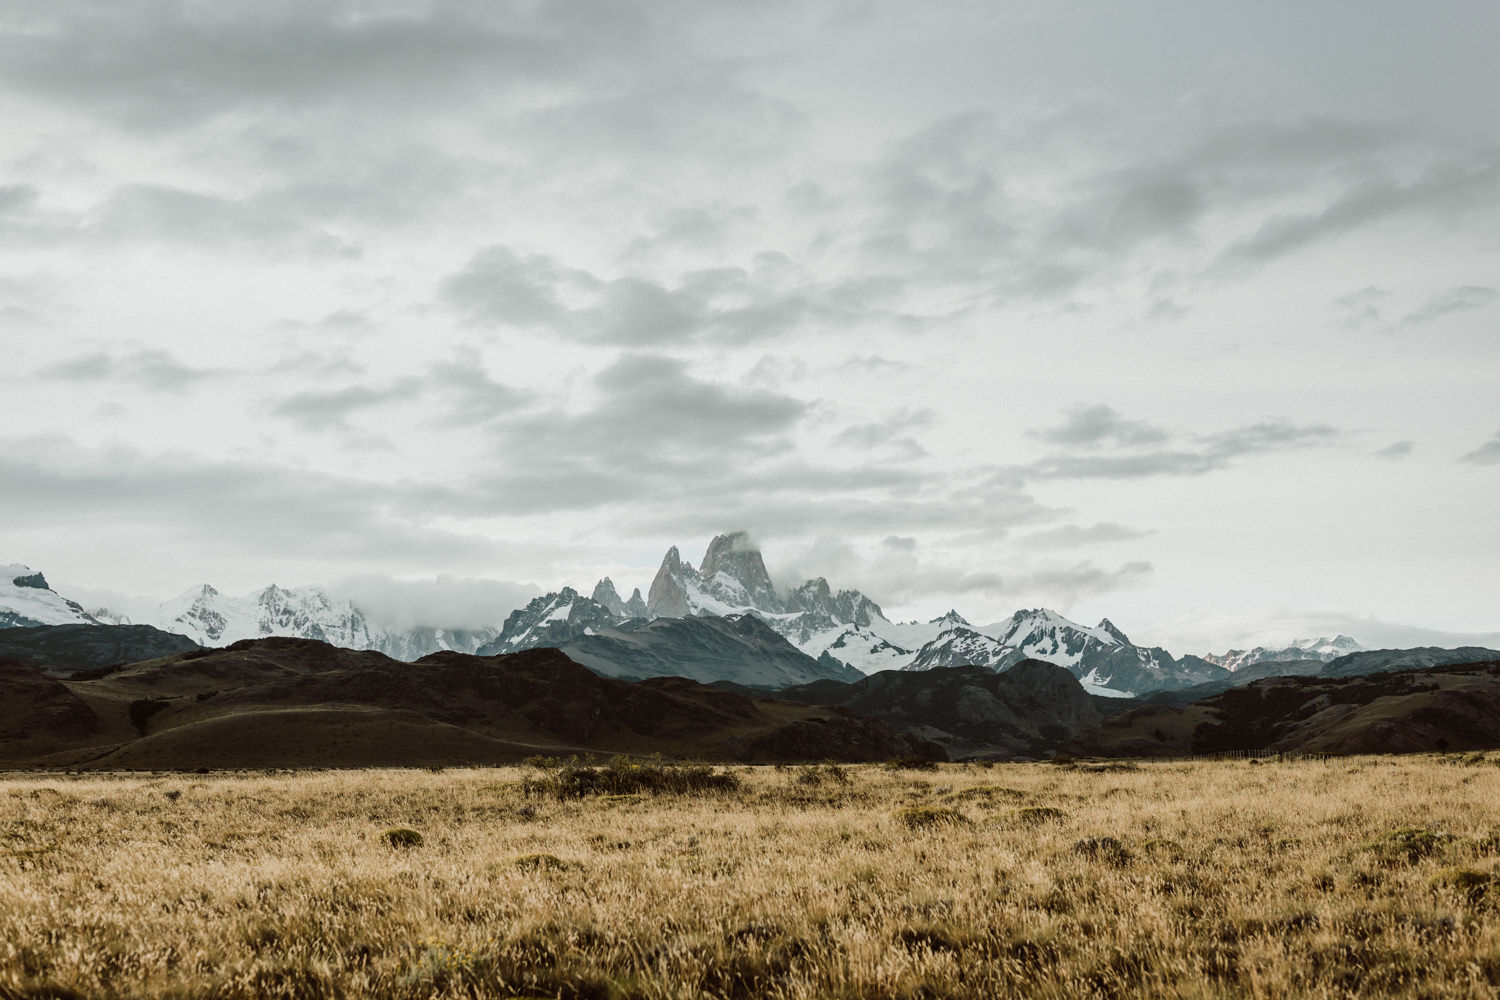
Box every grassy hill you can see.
[1067,659,1500,757]
[0,637,939,769]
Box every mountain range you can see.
[479,533,1244,696]
[0,544,1425,700]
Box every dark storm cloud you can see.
[1460,431,1500,466]
[35,348,225,392]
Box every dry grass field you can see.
[4,755,1500,999]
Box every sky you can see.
[2,1,1498,654]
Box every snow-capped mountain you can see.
[1204,635,1365,672]
[499,534,1228,695]
[154,582,500,659]
[479,587,624,656]
[1,566,104,628]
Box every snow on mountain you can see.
[0,565,103,628]
[1204,634,1365,672]
[478,587,621,656]
[153,582,499,659]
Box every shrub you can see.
[522,756,741,799]
[1074,836,1133,866]
[514,853,575,873]
[883,756,939,772]
[794,763,851,787]
[382,828,424,848]
[1430,867,1491,901]
[1013,806,1067,825]
[1362,828,1455,865]
[893,806,967,830]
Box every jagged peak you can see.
[10,570,49,590]
[931,609,970,626]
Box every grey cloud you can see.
[328,574,541,632]
[268,353,530,433]
[1402,285,1499,327]
[36,348,224,392]
[0,435,513,568]
[1014,522,1155,550]
[1199,420,1341,459]
[440,246,594,330]
[1220,161,1500,269]
[92,184,360,258]
[0,1,643,127]
[269,381,424,433]
[441,244,907,346]
[1373,440,1415,461]
[1025,410,1342,481]
[1460,431,1500,466]
[832,408,933,455]
[1005,560,1154,605]
[1028,404,1169,449]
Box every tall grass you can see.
[3,756,1500,997]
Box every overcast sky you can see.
[3,1,1498,653]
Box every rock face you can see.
[555,614,864,688]
[478,588,622,657]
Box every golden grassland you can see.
[4,755,1500,999]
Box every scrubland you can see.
[4,755,1500,999]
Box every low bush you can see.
[893,806,967,830]
[1074,836,1132,866]
[1430,867,1491,902]
[1361,828,1455,866]
[882,756,939,772]
[382,828,424,848]
[1012,806,1067,825]
[523,756,741,799]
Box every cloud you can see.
[1402,285,1499,327]
[35,347,226,392]
[439,244,913,347]
[832,407,933,456]
[0,435,517,571]
[1023,409,1342,481]
[1372,440,1415,461]
[1460,431,1500,466]
[327,574,541,632]
[1013,522,1155,550]
[1219,161,1500,269]
[1028,404,1169,449]
[0,2,647,127]
[267,349,531,434]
